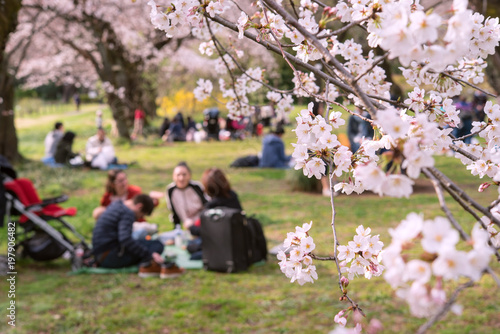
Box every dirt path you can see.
[15,105,102,129]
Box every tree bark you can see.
[0,0,22,164]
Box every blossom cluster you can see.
[147,1,500,199]
[338,225,384,280]
[277,221,318,286]
[383,213,494,317]
[293,102,445,198]
[337,0,500,72]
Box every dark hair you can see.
[273,125,285,135]
[61,131,76,143]
[105,169,125,195]
[175,161,191,174]
[133,194,155,216]
[201,168,231,198]
[55,122,63,130]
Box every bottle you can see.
[174,224,183,248]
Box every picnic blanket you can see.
[69,245,203,275]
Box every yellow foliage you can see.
[156,89,227,118]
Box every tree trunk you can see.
[0,0,22,164]
[0,76,20,164]
[106,92,131,138]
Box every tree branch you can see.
[416,280,475,334]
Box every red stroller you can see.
[1,156,89,270]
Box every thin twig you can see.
[423,169,471,241]
[440,71,497,98]
[321,21,361,38]
[416,280,475,334]
[310,254,336,261]
[206,19,243,110]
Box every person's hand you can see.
[151,252,164,264]
[183,219,193,229]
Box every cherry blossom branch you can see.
[488,198,500,210]
[228,0,251,17]
[210,11,397,115]
[423,168,500,262]
[205,19,243,110]
[311,0,328,8]
[320,21,362,39]
[449,144,479,161]
[440,71,498,98]
[423,168,471,241]
[206,31,293,95]
[353,52,390,84]
[210,14,355,95]
[425,167,500,228]
[416,280,475,334]
[310,254,336,261]
[287,0,300,19]
[262,0,378,117]
[258,4,346,108]
[327,162,364,315]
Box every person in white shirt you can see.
[43,122,64,160]
[85,127,116,169]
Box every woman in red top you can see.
[92,169,142,220]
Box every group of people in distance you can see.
[43,122,118,170]
[89,162,242,278]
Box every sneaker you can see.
[160,264,185,279]
[138,261,162,278]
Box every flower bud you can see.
[478,182,491,192]
[323,6,338,17]
[340,276,349,288]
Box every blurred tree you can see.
[0,0,22,163]
[13,0,185,139]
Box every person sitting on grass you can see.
[202,167,243,211]
[54,131,84,167]
[187,168,243,260]
[258,125,292,168]
[91,194,184,278]
[166,162,207,230]
[43,121,64,161]
[85,127,117,170]
[93,169,142,220]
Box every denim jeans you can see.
[98,240,164,268]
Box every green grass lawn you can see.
[0,105,499,333]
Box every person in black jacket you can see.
[92,194,183,277]
[187,168,242,259]
[54,131,79,165]
[201,168,242,210]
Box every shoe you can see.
[138,261,162,278]
[160,264,185,279]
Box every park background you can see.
[1,0,500,332]
[0,100,498,333]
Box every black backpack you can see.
[245,216,268,264]
[230,155,260,168]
